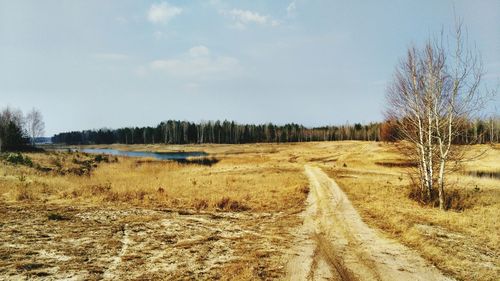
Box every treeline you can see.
[380,117,500,144]
[53,117,500,146]
[52,120,382,145]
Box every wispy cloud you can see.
[287,1,297,17]
[91,53,130,60]
[149,46,240,79]
[147,2,182,24]
[221,9,279,29]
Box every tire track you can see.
[287,165,454,281]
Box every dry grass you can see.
[319,142,499,281]
[1,141,498,280]
[0,149,307,213]
[0,144,308,280]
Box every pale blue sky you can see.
[1,0,499,136]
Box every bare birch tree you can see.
[26,108,45,146]
[386,21,487,209]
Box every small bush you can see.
[174,157,219,166]
[4,153,33,167]
[94,154,109,163]
[408,184,475,211]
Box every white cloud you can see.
[221,9,279,29]
[287,1,297,17]
[189,45,210,57]
[91,53,129,60]
[149,46,240,79]
[148,2,182,24]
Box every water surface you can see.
[74,148,207,161]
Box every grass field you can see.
[0,141,498,280]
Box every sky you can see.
[0,0,499,136]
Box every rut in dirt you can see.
[287,165,454,281]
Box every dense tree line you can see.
[52,120,382,145]
[380,117,500,145]
[52,117,499,146]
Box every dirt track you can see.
[287,165,454,281]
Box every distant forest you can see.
[52,118,499,145]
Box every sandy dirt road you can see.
[287,165,454,281]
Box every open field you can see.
[0,141,499,280]
[0,144,308,280]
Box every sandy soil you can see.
[286,165,454,281]
[0,203,300,280]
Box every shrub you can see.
[408,184,475,211]
[94,154,109,163]
[4,153,33,166]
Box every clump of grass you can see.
[16,186,35,201]
[194,199,209,211]
[215,197,250,212]
[298,185,310,195]
[88,183,112,195]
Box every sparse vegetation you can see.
[0,142,498,280]
[0,143,309,280]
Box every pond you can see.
[73,148,208,161]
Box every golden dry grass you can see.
[1,141,498,280]
[318,142,499,281]
[0,146,309,280]
[0,148,308,213]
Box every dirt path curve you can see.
[287,165,454,281]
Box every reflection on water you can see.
[73,148,208,161]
